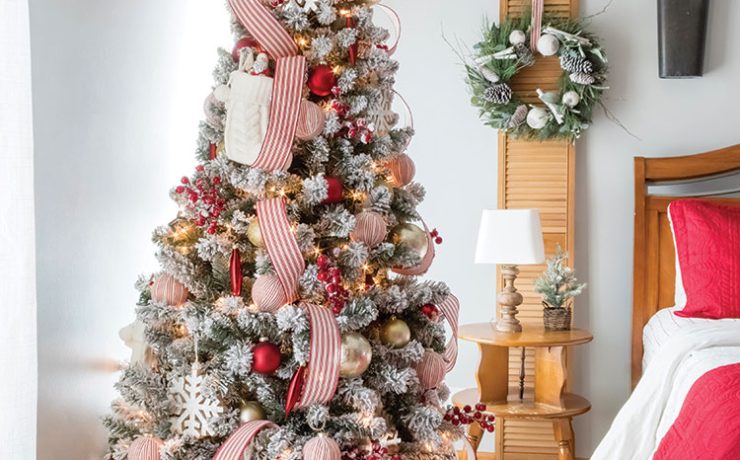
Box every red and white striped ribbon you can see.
[228,0,298,59]
[256,198,305,303]
[212,420,276,460]
[251,55,306,172]
[293,303,341,410]
[530,0,544,53]
[437,294,460,373]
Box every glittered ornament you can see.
[536,34,560,56]
[303,433,341,460]
[239,400,266,424]
[252,275,287,313]
[350,211,387,247]
[386,154,416,187]
[252,341,282,375]
[127,435,164,460]
[509,29,527,45]
[151,273,189,307]
[390,223,429,260]
[561,90,581,108]
[230,248,242,296]
[247,220,264,247]
[416,349,446,390]
[526,107,549,130]
[379,317,411,348]
[339,332,372,378]
[308,64,336,97]
[322,176,343,204]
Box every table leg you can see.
[553,418,575,460]
[465,421,484,457]
[476,344,509,404]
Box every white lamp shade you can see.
[474,209,545,265]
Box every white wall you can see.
[30,1,231,458]
[31,0,740,458]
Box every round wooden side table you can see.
[452,323,592,460]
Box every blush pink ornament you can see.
[386,154,416,187]
[350,211,387,247]
[151,273,189,307]
[127,436,164,460]
[251,274,287,313]
[303,433,341,460]
[295,100,326,141]
[416,349,446,390]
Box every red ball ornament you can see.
[232,37,260,62]
[308,65,337,97]
[421,303,440,320]
[322,176,343,204]
[252,341,282,375]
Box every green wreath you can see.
[466,15,608,141]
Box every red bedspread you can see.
[654,363,740,459]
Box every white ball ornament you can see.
[536,34,560,56]
[509,29,527,46]
[526,107,549,130]
[562,90,581,108]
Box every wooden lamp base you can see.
[495,264,523,333]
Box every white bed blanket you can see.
[592,322,740,459]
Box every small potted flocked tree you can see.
[534,247,586,331]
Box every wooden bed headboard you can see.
[632,144,740,388]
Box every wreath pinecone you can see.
[483,83,513,104]
[560,53,594,74]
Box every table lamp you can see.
[475,209,545,332]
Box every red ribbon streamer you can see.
[291,303,341,412]
[212,420,276,460]
[255,198,305,303]
[250,56,306,172]
[531,0,544,53]
[227,0,298,59]
[230,248,242,296]
[437,294,460,373]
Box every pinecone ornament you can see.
[508,104,528,128]
[560,53,594,74]
[513,44,535,66]
[483,83,513,104]
[569,72,596,85]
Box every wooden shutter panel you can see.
[496,0,579,458]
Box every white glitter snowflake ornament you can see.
[169,363,223,437]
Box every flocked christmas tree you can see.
[104,1,464,459]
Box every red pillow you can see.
[669,199,740,319]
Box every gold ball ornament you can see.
[247,220,264,247]
[379,317,411,348]
[339,332,373,378]
[390,223,429,259]
[239,400,266,424]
